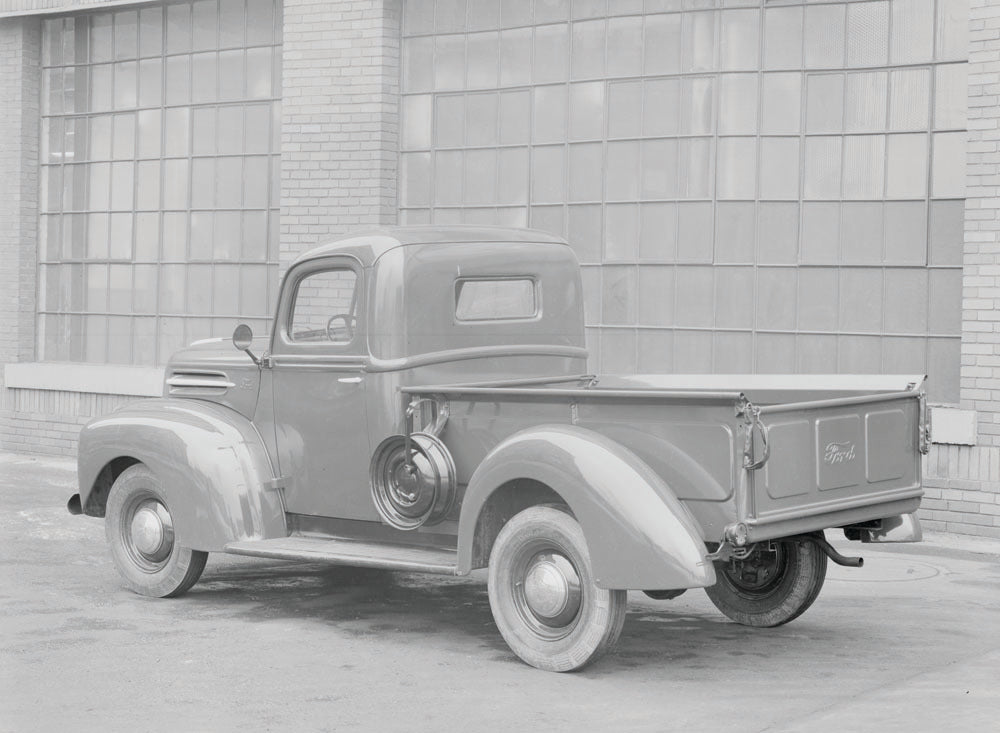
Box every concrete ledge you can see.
[3,362,163,397]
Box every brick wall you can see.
[919,0,1000,540]
[279,0,400,271]
[0,15,42,449]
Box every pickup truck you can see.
[69,226,927,672]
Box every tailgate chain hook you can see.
[737,395,770,471]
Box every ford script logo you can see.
[824,441,856,465]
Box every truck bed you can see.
[404,373,926,543]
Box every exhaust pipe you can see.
[812,534,864,567]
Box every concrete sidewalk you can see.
[2,451,999,733]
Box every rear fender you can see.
[77,398,285,551]
[457,425,715,590]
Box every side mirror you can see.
[232,324,261,366]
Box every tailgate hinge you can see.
[736,394,770,471]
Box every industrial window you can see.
[398,0,967,402]
[38,0,282,365]
[455,278,536,321]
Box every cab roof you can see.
[291,226,569,268]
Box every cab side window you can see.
[289,268,358,344]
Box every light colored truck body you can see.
[71,226,926,671]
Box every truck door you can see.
[269,256,376,520]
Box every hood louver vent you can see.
[166,370,235,395]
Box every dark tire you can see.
[487,506,627,672]
[105,464,207,598]
[705,536,827,627]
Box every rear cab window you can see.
[455,278,537,322]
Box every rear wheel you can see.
[705,536,827,627]
[105,464,207,598]
[488,506,627,672]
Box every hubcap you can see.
[521,552,582,629]
[128,499,174,564]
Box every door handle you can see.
[338,376,363,384]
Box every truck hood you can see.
[163,336,267,419]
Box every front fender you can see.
[77,398,285,551]
[458,425,715,590]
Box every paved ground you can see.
[2,452,999,733]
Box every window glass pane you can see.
[163,159,189,209]
[115,11,138,61]
[932,132,966,198]
[193,0,219,51]
[532,145,566,203]
[842,135,886,200]
[499,89,530,144]
[804,137,842,200]
[934,63,967,130]
[717,137,756,200]
[456,279,536,320]
[217,105,243,153]
[164,108,190,156]
[936,0,970,62]
[642,78,679,137]
[246,46,272,98]
[91,64,113,112]
[569,82,603,141]
[758,202,799,264]
[640,139,677,200]
[606,140,639,201]
[681,11,715,73]
[112,113,135,159]
[533,85,567,144]
[136,160,161,210]
[929,200,964,266]
[805,73,843,134]
[245,104,270,153]
[535,23,569,83]
[606,16,641,78]
[676,202,713,263]
[110,161,134,210]
[165,54,191,105]
[720,9,759,71]
[90,14,112,63]
[841,202,883,264]
[889,68,929,131]
[291,269,359,343]
[403,37,434,92]
[435,35,466,91]
[761,73,800,134]
[846,0,888,67]
[845,71,887,132]
[607,80,641,138]
[764,6,802,70]
[567,143,601,202]
[192,52,218,103]
[680,76,714,135]
[718,74,757,135]
[166,2,192,54]
[138,58,162,107]
[884,201,927,265]
[89,114,112,161]
[139,7,163,56]
[885,134,928,199]
[137,109,162,158]
[240,211,266,260]
[463,149,497,204]
[87,213,109,259]
[571,20,605,80]
[804,5,845,69]
[891,0,934,64]
[644,14,680,75]
[759,138,799,201]
[219,49,244,101]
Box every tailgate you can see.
[743,390,925,540]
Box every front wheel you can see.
[705,536,827,627]
[488,506,627,672]
[105,464,207,598]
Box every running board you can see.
[224,536,459,575]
